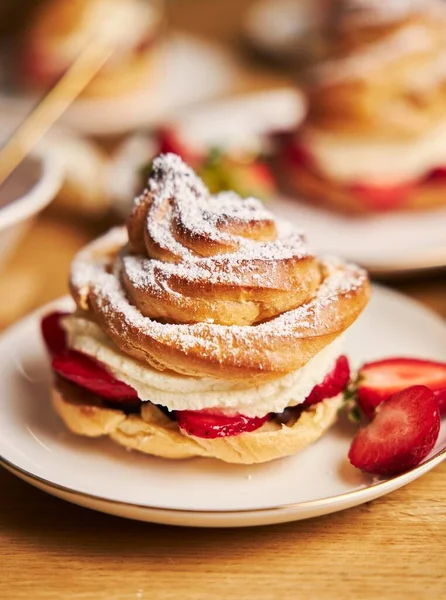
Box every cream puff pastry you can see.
[276,0,446,213]
[42,154,369,464]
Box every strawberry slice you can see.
[248,162,275,186]
[304,355,350,406]
[52,351,138,402]
[358,357,446,418]
[41,311,69,356]
[351,181,414,211]
[176,410,269,439]
[281,140,314,168]
[42,312,138,403]
[426,166,446,181]
[348,385,440,476]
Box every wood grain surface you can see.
[0,1,445,599]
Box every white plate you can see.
[109,89,446,274]
[0,287,445,527]
[0,34,236,136]
[272,196,446,275]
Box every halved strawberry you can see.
[52,351,138,402]
[176,409,269,439]
[435,389,446,415]
[348,385,440,475]
[351,181,414,211]
[281,140,314,168]
[304,355,350,406]
[41,311,69,356]
[426,166,446,181]
[42,312,138,403]
[358,357,446,418]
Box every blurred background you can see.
[0,0,445,330]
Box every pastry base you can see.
[276,159,446,215]
[52,378,344,465]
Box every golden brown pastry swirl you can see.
[71,154,369,381]
[124,155,321,326]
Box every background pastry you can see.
[19,0,163,98]
[275,0,446,213]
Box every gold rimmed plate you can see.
[0,288,445,528]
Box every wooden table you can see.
[1,2,445,599]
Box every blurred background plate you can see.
[0,33,238,136]
[109,89,446,276]
[272,197,446,277]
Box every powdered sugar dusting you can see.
[124,154,314,300]
[71,227,127,297]
[145,154,206,258]
[73,230,367,362]
[177,192,274,243]
[122,231,309,294]
[141,154,280,258]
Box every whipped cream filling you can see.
[62,316,345,418]
[301,121,446,185]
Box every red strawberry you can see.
[52,351,138,402]
[42,312,138,403]
[351,181,414,211]
[247,162,275,187]
[348,385,440,476]
[426,166,446,181]
[282,140,314,168]
[435,389,446,415]
[358,357,446,418]
[176,410,269,439]
[41,311,69,356]
[225,159,276,200]
[304,355,350,406]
